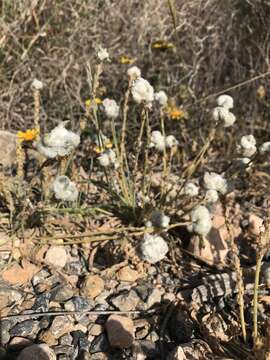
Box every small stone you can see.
[167,346,187,360]
[10,320,39,339]
[39,330,58,346]
[90,334,110,353]
[52,345,74,356]
[88,324,103,336]
[117,266,140,282]
[0,131,17,167]
[111,290,140,311]
[135,285,149,302]
[45,246,68,268]
[80,275,104,300]
[135,340,159,358]
[106,315,134,348]
[51,285,74,302]
[0,286,22,310]
[32,293,50,312]
[65,296,93,312]
[59,333,73,345]
[146,288,163,309]
[249,214,265,236]
[49,316,74,339]
[8,337,33,350]
[64,260,83,275]
[17,344,56,360]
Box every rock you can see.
[0,131,17,167]
[64,296,93,311]
[32,293,50,312]
[64,260,84,275]
[249,214,265,236]
[0,286,22,310]
[17,344,56,360]
[134,340,159,358]
[135,285,149,302]
[201,313,229,342]
[45,246,68,268]
[169,307,193,343]
[140,234,169,264]
[52,345,73,356]
[167,346,187,360]
[51,285,74,302]
[88,324,103,336]
[106,315,134,348]
[111,290,140,311]
[39,330,58,346]
[10,320,39,339]
[77,350,92,360]
[80,275,104,300]
[117,266,141,282]
[146,288,163,309]
[8,337,33,351]
[90,334,110,353]
[49,316,74,339]
[59,333,73,345]
[2,260,40,285]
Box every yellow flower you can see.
[167,106,186,120]
[153,41,175,50]
[93,142,113,154]
[85,98,102,108]
[119,56,135,65]
[17,128,39,141]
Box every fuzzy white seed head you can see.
[32,79,43,90]
[212,107,236,127]
[184,182,199,197]
[239,135,257,158]
[127,66,141,80]
[154,91,168,107]
[37,122,80,158]
[205,189,219,204]
[140,234,169,264]
[217,94,234,109]
[98,149,118,168]
[259,141,270,154]
[52,175,78,202]
[203,172,228,194]
[165,135,178,149]
[97,46,109,61]
[147,210,170,228]
[131,77,154,105]
[149,130,166,151]
[188,205,212,236]
[102,98,119,119]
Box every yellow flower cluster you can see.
[85,98,102,108]
[93,142,113,154]
[153,41,174,50]
[17,128,39,141]
[167,106,187,120]
[119,56,135,65]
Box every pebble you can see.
[65,296,93,312]
[106,315,134,348]
[0,287,22,310]
[49,316,74,339]
[10,320,39,339]
[90,334,110,353]
[146,288,163,309]
[17,344,56,360]
[8,337,33,350]
[135,340,159,358]
[45,246,68,268]
[135,285,149,302]
[88,324,103,336]
[51,285,74,302]
[117,266,141,282]
[80,275,105,300]
[59,333,73,346]
[32,293,50,312]
[64,260,84,275]
[111,290,140,311]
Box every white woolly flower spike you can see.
[165,135,179,149]
[127,66,141,80]
[97,46,109,61]
[149,131,178,151]
[146,210,170,229]
[102,98,119,119]
[259,141,270,154]
[184,182,199,197]
[212,106,236,127]
[32,79,43,90]
[154,91,168,107]
[205,189,219,204]
[239,134,257,158]
[188,205,212,236]
[36,122,80,158]
[203,172,228,194]
[131,77,154,105]
[98,149,118,168]
[52,175,78,202]
[140,234,168,264]
[217,94,234,109]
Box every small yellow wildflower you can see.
[167,106,186,120]
[119,56,135,65]
[85,98,102,108]
[257,85,266,100]
[93,142,113,154]
[17,128,39,142]
[153,41,175,50]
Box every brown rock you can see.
[106,315,134,348]
[2,259,40,285]
[39,330,58,346]
[117,266,140,282]
[45,246,68,268]
[80,275,104,299]
[248,214,265,236]
[8,337,33,350]
[49,316,73,338]
[17,344,56,360]
[111,290,140,311]
[88,323,103,336]
[0,287,22,310]
[0,131,17,167]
